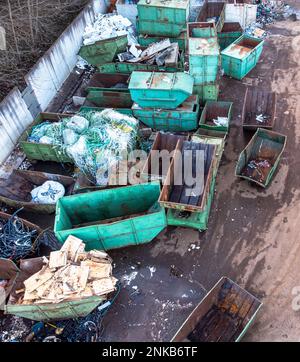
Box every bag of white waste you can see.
[38,136,55,145]
[66,115,89,133]
[31,181,65,204]
[82,13,135,46]
[63,128,79,146]
[213,117,229,127]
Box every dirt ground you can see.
[2,7,300,343]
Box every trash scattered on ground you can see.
[31,181,65,204]
[15,235,118,305]
[0,210,39,261]
[27,110,139,185]
[82,13,136,46]
[18,159,32,171]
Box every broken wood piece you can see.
[24,269,54,294]
[60,235,84,262]
[92,277,117,296]
[49,250,67,269]
[81,260,112,280]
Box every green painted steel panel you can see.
[137,0,190,24]
[199,101,233,134]
[235,128,287,188]
[138,33,186,51]
[137,18,185,38]
[19,113,73,163]
[86,89,132,108]
[80,106,133,116]
[129,72,194,109]
[188,22,217,39]
[79,35,128,67]
[221,35,264,80]
[193,83,219,105]
[98,60,183,74]
[6,296,105,321]
[132,95,200,132]
[54,182,167,250]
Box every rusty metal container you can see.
[197,1,226,33]
[242,87,277,130]
[171,277,262,342]
[199,100,233,134]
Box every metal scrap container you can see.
[79,34,128,67]
[54,182,167,251]
[242,87,277,131]
[129,72,194,109]
[141,132,186,182]
[167,133,225,230]
[138,32,187,51]
[199,101,233,134]
[85,73,132,108]
[221,35,264,80]
[193,82,219,104]
[137,0,190,37]
[187,23,220,84]
[197,1,226,33]
[132,95,200,132]
[171,277,262,342]
[80,106,133,116]
[5,257,106,321]
[218,22,243,51]
[19,112,73,163]
[236,128,287,188]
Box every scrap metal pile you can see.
[16,236,118,305]
[117,39,180,67]
[241,158,272,183]
[0,211,39,261]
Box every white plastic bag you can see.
[31,181,65,204]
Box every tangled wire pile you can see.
[0,210,38,261]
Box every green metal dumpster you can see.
[78,34,128,67]
[129,72,194,109]
[218,22,243,51]
[132,95,200,132]
[199,101,233,134]
[187,23,220,84]
[171,277,262,342]
[80,105,134,116]
[5,257,106,321]
[197,1,226,33]
[221,35,264,80]
[137,0,190,37]
[54,182,167,251]
[19,112,73,163]
[235,128,287,188]
[167,133,225,230]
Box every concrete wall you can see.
[0,0,106,165]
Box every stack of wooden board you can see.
[19,236,118,305]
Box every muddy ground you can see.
[2,10,300,342]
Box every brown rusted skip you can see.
[171,277,262,342]
[242,87,277,130]
[86,73,130,92]
[0,170,75,214]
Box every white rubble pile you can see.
[83,13,136,46]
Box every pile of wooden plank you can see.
[19,236,118,305]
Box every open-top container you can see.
[236,128,287,187]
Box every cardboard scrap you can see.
[19,235,118,306]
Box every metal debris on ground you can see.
[82,13,137,46]
[256,113,271,124]
[0,210,39,261]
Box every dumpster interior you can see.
[0,0,300,344]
